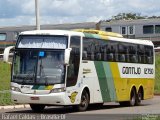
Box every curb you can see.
[0,104,30,110]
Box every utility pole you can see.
[35,0,40,30]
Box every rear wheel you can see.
[135,89,143,106]
[30,104,45,112]
[128,88,136,106]
[74,90,89,111]
[120,89,136,107]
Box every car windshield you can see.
[12,50,65,85]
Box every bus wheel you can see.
[76,90,89,111]
[135,89,143,106]
[30,104,45,112]
[128,89,136,106]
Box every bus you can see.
[8,29,155,112]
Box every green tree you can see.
[111,13,146,20]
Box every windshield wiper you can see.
[22,67,35,85]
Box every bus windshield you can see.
[12,50,65,85]
[17,35,67,49]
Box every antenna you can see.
[35,0,40,30]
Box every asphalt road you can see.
[0,96,160,120]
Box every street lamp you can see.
[35,0,40,30]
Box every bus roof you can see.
[20,30,84,36]
[108,36,154,46]
[76,29,153,46]
[20,30,154,46]
[74,29,123,38]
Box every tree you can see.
[111,13,146,20]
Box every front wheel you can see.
[30,104,45,112]
[74,90,89,111]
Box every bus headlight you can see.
[11,86,21,92]
[50,87,66,93]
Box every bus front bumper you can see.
[11,91,66,105]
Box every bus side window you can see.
[145,46,153,64]
[107,43,118,62]
[66,36,80,87]
[108,53,114,61]
[137,45,145,64]
[102,45,107,61]
[118,43,126,62]
[129,45,138,63]
[83,51,87,59]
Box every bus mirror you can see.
[3,46,15,64]
[64,48,72,65]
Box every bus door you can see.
[66,36,81,104]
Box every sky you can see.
[0,0,160,27]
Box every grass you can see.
[131,114,160,120]
[155,53,160,94]
[0,61,13,105]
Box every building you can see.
[99,19,160,47]
[0,22,96,52]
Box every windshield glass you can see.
[17,36,67,49]
[12,50,65,85]
[13,50,37,84]
[37,51,65,84]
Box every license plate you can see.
[30,97,39,100]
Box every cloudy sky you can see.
[0,0,160,27]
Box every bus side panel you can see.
[109,62,155,102]
[139,78,154,99]
[109,62,129,101]
[81,61,103,103]
[94,61,117,102]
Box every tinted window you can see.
[67,36,80,87]
[155,25,160,33]
[143,25,154,34]
[128,26,134,35]
[118,43,128,62]
[137,45,145,63]
[121,27,127,35]
[83,38,118,62]
[105,27,112,32]
[83,37,153,64]
[145,46,153,64]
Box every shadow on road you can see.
[6,104,146,114]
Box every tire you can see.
[75,90,89,111]
[30,104,45,112]
[135,89,143,106]
[128,89,136,106]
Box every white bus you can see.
[9,29,155,112]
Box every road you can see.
[0,96,160,120]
